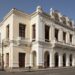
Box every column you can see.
[50,50,54,67]
[58,29,63,42]
[50,25,55,42]
[66,54,70,67]
[30,53,32,67]
[59,53,63,67]
[72,55,75,67]
[36,15,45,42]
[4,53,6,67]
[37,45,44,68]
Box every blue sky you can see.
[0,0,75,21]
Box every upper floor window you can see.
[53,12,59,21]
[55,28,59,41]
[70,34,72,43]
[68,21,72,27]
[6,25,9,39]
[61,16,66,25]
[63,32,66,42]
[19,23,26,38]
[45,25,50,42]
[32,24,36,41]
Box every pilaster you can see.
[59,53,63,67]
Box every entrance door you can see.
[19,53,25,68]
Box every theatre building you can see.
[0,6,75,69]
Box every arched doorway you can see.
[69,54,72,66]
[54,52,59,67]
[32,51,36,67]
[63,53,66,67]
[44,51,50,68]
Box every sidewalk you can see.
[4,67,75,72]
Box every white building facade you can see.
[0,6,75,69]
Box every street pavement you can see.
[0,67,75,75]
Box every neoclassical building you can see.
[0,6,75,69]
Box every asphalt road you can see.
[0,67,75,75]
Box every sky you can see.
[0,0,75,21]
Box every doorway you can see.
[44,51,50,68]
[6,53,9,67]
[19,53,25,68]
[55,52,59,67]
[63,53,66,67]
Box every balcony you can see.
[16,37,31,47]
[52,39,75,50]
